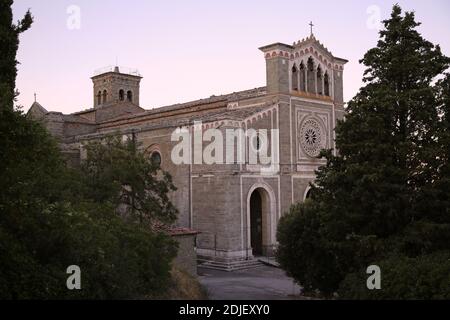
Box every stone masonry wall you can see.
[172,234,197,276]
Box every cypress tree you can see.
[0,0,32,110]
[277,5,450,296]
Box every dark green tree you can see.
[0,1,178,299]
[81,135,178,225]
[0,0,32,110]
[0,98,177,299]
[432,73,450,217]
[277,5,450,298]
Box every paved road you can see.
[198,265,304,300]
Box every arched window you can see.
[102,90,107,103]
[119,89,124,101]
[307,57,316,93]
[317,66,323,95]
[291,64,298,91]
[252,135,262,152]
[299,62,306,92]
[150,151,162,167]
[305,188,312,200]
[324,72,330,96]
[127,90,133,102]
[97,91,102,105]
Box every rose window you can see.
[300,118,324,157]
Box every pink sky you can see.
[12,0,450,114]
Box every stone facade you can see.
[28,34,347,267]
[171,232,198,276]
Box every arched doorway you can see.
[248,186,275,257]
[250,190,263,255]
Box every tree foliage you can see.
[0,108,178,299]
[0,0,32,110]
[276,5,450,299]
[81,135,178,225]
[0,2,179,299]
[339,252,450,300]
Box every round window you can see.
[300,118,325,157]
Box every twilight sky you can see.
[12,0,450,114]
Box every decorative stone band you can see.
[290,90,333,102]
[263,45,345,71]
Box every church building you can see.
[28,34,347,269]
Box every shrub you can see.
[276,202,348,295]
[338,252,450,299]
[0,200,177,299]
[0,110,178,299]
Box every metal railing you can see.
[93,65,141,77]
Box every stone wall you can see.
[171,233,198,276]
[64,122,96,137]
[95,103,144,123]
[44,112,65,139]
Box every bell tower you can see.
[91,66,142,108]
[259,34,347,103]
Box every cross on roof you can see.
[309,21,314,36]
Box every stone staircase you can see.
[257,256,280,268]
[198,258,264,272]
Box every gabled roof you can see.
[95,87,267,125]
[28,86,269,138]
[141,87,267,116]
[72,108,96,116]
[95,102,145,123]
[28,101,48,115]
[62,114,96,125]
